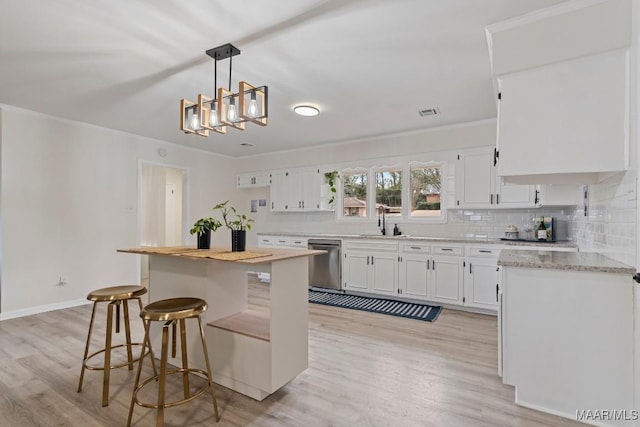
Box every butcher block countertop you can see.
[117,246,325,264]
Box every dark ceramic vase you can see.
[197,229,211,249]
[231,229,246,252]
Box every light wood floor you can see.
[0,277,583,427]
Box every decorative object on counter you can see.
[324,170,340,206]
[393,224,401,236]
[212,200,254,252]
[504,224,519,240]
[180,43,268,137]
[309,290,441,322]
[536,217,547,241]
[189,217,222,249]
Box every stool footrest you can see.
[132,368,211,409]
[82,343,149,371]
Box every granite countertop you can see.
[498,249,634,274]
[257,232,577,249]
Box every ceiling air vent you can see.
[418,107,440,117]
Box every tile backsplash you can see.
[568,171,636,267]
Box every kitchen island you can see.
[118,246,324,401]
[498,250,635,425]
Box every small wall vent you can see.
[418,107,440,117]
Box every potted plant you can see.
[189,217,222,249]
[324,170,340,206]
[212,200,255,252]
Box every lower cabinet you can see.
[430,255,464,305]
[462,246,501,311]
[343,241,398,296]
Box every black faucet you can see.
[378,207,386,235]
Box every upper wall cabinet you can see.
[455,147,577,209]
[497,49,629,184]
[487,0,631,184]
[269,167,329,212]
[237,172,269,189]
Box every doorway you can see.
[139,163,187,285]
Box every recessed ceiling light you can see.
[293,105,320,117]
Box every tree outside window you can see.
[342,172,368,217]
[410,165,442,217]
[375,170,402,218]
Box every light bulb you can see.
[209,108,218,127]
[248,98,258,117]
[227,102,238,122]
[189,112,200,130]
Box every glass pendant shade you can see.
[217,87,245,130]
[239,81,268,126]
[180,99,208,136]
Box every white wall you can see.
[234,120,531,244]
[0,106,235,317]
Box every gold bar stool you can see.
[127,297,220,426]
[78,285,156,407]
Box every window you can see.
[375,169,402,218]
[409,163,442,218]
[342,171,368,217]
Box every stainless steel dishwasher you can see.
[307,239,342,291]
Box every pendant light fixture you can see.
[180,43,268,137]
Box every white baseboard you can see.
[0,298,91,321]
[516,391,610,427]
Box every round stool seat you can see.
[141,297,207,322]
[88,285,147,302]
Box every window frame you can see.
[406,161,447,223]
[338,167,370,221]
[372,165,404,222]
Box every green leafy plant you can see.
[189,217,222,235]
[212,200,255,230]
[324,170,340,205]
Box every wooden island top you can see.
[117,245,325,264]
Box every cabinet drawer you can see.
[467,247,501,258]
[401,244,431,254]
[344,240,398,252]
[274,237,291,246]
[432,245,463,256]
[289,238,308,248]
[258,236,276,247]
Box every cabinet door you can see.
[370,253,397,296]
[284,170,301,211]
[399,254,430,300]
[302,168,322,210]
[269,171,286,211]
[237,174,253,188]
[457,150,494,208]
[498,50,628,180]
[496,178,535,208]
[464,259,499,310]
[344,252,369,291]
[430,256,463,305]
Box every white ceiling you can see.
[0,0,568,157]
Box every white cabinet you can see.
[463,246,500,311]
[497,49,629,184]
[456,148,535,209]
[237,172,269,188]
[269,168,324,212]
[430,245,464,305]
[398,244,432,300]
[456,147,577,208]
[343,240,398,296]
[257,235,307,282]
